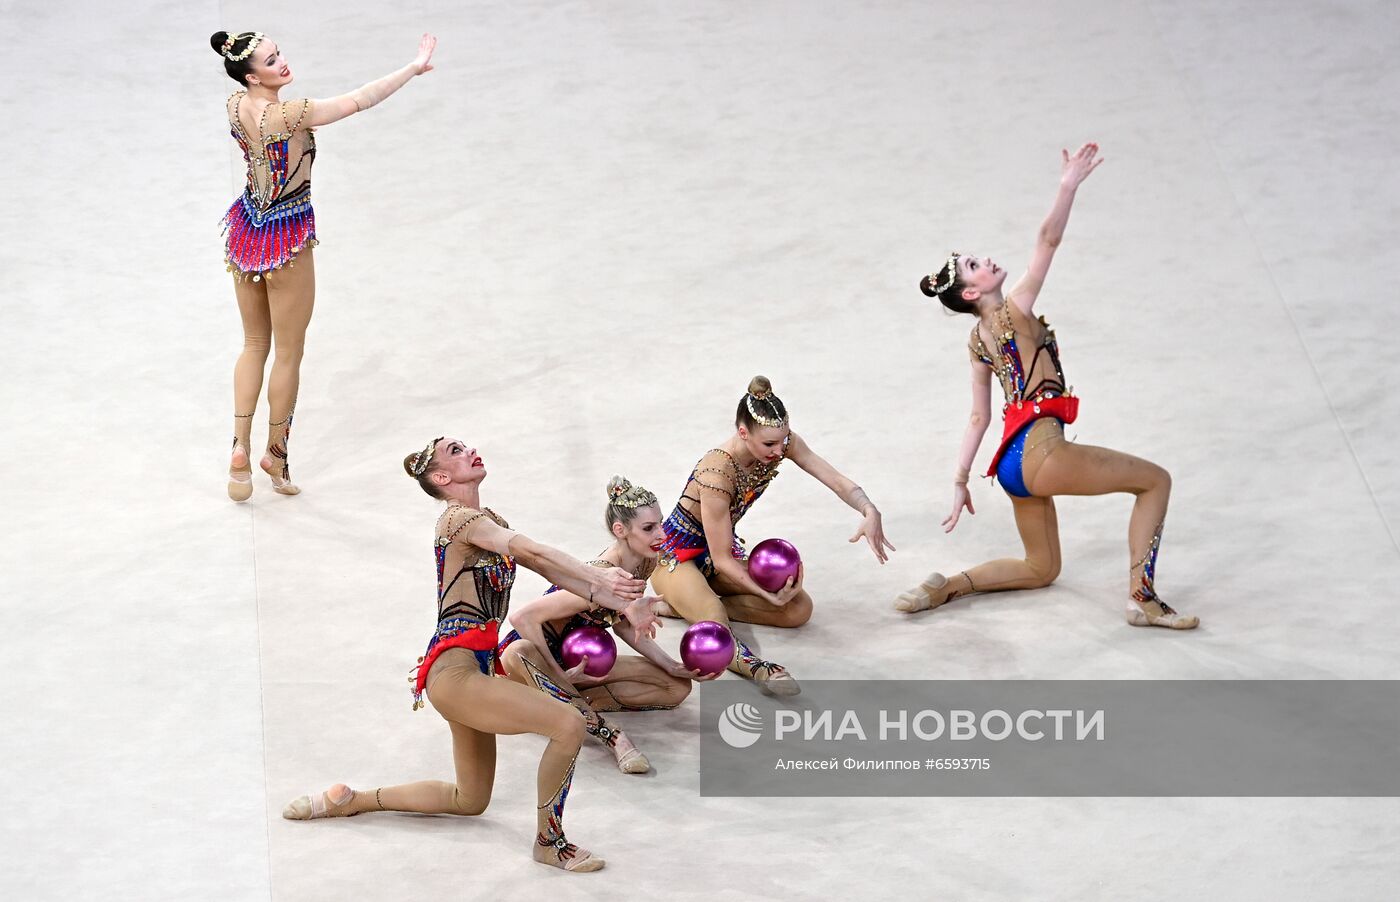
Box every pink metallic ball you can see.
[680,620,736,677]
[560,626,617,677]
[747,538,801,593]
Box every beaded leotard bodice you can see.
[969,300,1069,408]
[434,506,517,627]
[661,444,786,563]
[227,92,317,211]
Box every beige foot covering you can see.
[735,638,800,697]
[1127,521,1196,628]
[282,783,357,820]
[894,571,950,613]
[534,754,605,873]
[616,746,651,774]
[1126,599,1199,630]
[227,413,254,502]
[261,412,300,495]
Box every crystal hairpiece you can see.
[222,31,265,62]
[928,252,961,296]
[608,478,658,509]
[745,392,788,429]
[408,437,442,477]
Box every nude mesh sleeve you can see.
[692,450,738,499]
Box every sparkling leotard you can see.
[969,299,1079,496]
[410,506,517,709]
[221,92,318,280]
[658,443,786,578]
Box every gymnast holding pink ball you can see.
[650,376,895,697]
[498,476,717,775]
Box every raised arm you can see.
[943,360,994,533]
[307,33,436,127]
[784,432,895,563]
[1008,142,1103,316]
[467,517,647,607]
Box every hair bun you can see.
[606,475,632,502]
[210,31,230,54]
[919,275,938,298]
[747,375,773,399]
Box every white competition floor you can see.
[4,1,1399,899]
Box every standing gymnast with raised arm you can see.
[650,376,896,696]
[282,438,655,873]
[499,476,715,776]
[895,144,1197,630]
[213,30,436,500]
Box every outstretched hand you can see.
[942,484,975,533]
[1060,142,1103,190]
[623,595,662,639]
[412,33,437,75]
[849,510,896,564]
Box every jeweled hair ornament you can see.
[928,252,961,296]
[408,437,442,477]
[608,477,658,510]
[745,387,788,429]
[222,31,265,62]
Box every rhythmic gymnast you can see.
[499,476,715,775]
[650,376,896,696]
[282,438,658,873]
[896,143,1197,630]
[213,30,436,500]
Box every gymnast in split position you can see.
[499,476,715,776]
[650,376,896,696]
[214,30,436,501]
[282,438,658,873]
[895,143,1197,630]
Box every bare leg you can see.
[711,569,813,629]
[283,652,604,873]
[582,656,691,712]
[500,639,653,775]
[293,717,496,819]
[260,250,316,494]
[650,562,800,696]
[228,277,270,501]
[1030,439,1195,628]
[896,493,1061,613]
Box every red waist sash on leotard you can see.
[985,395,1080,477]
[413,620,503,702]
[670,546,706,564]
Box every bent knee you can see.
[449,789,491,817]
[662,677,693,707]
[1137,462,1170,494]
[775,594,813,628]
[551,706,588,745]
[1027,556,1061,588]
[501,639,540,672]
